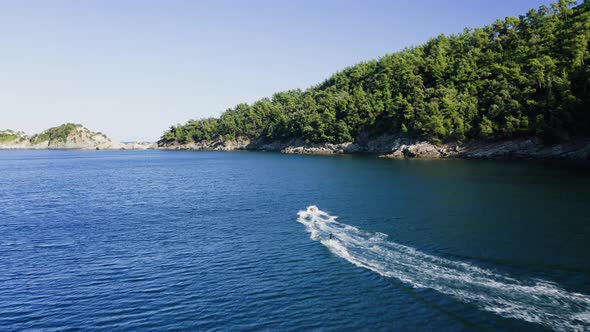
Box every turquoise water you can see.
[0,150,589,331]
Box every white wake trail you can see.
[297,207,590,331]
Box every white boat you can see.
[307,205,319,213]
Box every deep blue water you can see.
[1,150,589,331]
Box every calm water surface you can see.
[0,150,589,331]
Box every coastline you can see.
[0,142,156,151]
[157,135,590,161]
[0,125,156,151]
[2,124,588,160]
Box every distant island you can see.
[158,0,590,160]
[0,123,155,150]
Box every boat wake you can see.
[297,206,590,331]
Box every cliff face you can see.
[158,135,590,161]
[0,124,155,150]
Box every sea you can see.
[1,150,589,331]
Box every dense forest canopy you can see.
[161,0,590,146]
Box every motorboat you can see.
[307,205,319,213]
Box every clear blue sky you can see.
[0,0,555,141]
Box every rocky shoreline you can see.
[3,124,588,160]
[0,126,156,150]
[159,134,590,161]
[0,139,156,151]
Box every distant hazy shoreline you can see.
[0,124,155,151]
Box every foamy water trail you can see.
[297,207,590,331]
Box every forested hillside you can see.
[160,0,590,146]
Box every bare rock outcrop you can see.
[162,137,251,151]
[377,138,590,160]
